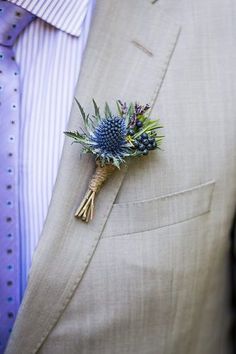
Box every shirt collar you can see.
[6,0,93,36]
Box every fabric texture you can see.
[7,0,90,36]
[12,0,93,293]
[0,0,93,351]
[4,0,236,353]
[0,2,35,351]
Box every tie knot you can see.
[0,0,35,46]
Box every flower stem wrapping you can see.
[75,161,116,222]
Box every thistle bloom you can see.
[91,117,128,163]
[64,100,163,222]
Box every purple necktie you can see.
[0,1,35,351]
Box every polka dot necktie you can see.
[0,1,35,351]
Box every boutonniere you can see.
[65,100,163,222]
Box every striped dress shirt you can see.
[6,0,94,295]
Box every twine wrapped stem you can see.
[75,161,116,222]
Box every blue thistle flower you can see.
[64,100,163,169]
[92,116,129,163]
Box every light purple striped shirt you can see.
[7,0,94,292]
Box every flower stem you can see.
[75,162,116,222]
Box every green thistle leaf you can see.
[92,99,101,119]
[64,130,84,140]
[75,98,86,123]
[104,102,112,118]
[112,158,121,169]
[116,100,123,116]
[125,102,134,126]
[127,102,134,117]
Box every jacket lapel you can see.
[6,0,180,353]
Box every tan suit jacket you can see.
[5,0,236,353]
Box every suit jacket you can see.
[5,0,236,353]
